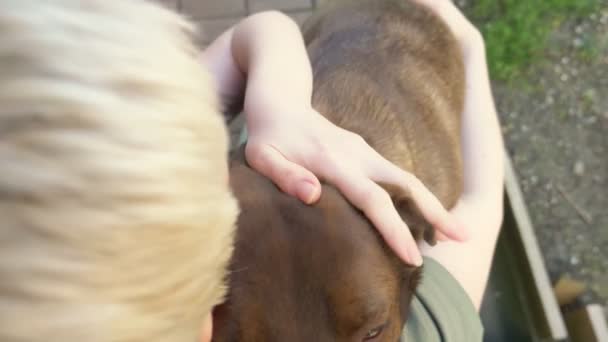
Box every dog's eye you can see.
[363,324,385,340]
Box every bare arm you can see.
[201,12,468,266]
[414,0,505,309]
[200,27,243,117]
[201,12,312,117]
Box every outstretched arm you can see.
[414,0,505,309]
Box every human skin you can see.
[202,11,467,268]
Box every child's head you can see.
[0,0,237,341]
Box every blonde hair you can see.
[0,0,237,341]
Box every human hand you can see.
[244,103,469,266]
[207,10,469,266]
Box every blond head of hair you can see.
[0,0,237,341]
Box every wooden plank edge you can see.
[503,151,569,340]
[564,304,608,342]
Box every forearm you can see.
[201,28,246,117]
[231,11,313,130]
[202,11,312,124]
[459,35,504,220]
[421,34,505,310]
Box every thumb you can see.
[245,143,322,204]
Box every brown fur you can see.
[214,0,464,341]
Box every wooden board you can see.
[480,152,569,341]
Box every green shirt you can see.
[402,257,483,341]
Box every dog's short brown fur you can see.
[214,0,465,341]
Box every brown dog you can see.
[214,0,464,341]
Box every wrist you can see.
[244,95,312,131]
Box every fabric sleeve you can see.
[401,257,483,341]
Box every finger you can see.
[370,161,469,242]
[435,231,449,242]
[323,167,423,266]
[246,143,321,204]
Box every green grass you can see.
[464,0,601,82]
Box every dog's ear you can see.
[212,301,240,342]
[378,182,437,246]
[212,303,229,340]
[398,266,423,321]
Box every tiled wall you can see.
[154,0,329,46]
[151,0,330,145]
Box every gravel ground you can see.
[478,5,608,314]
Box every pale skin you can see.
[411,0,505,310]
[203,12,467,269]
[200,0,504,339]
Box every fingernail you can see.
[296,181,317,204]
[409,249,423,267]
[436,232,449,242]
[453,218,469,241]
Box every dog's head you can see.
[213,155,421,342]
